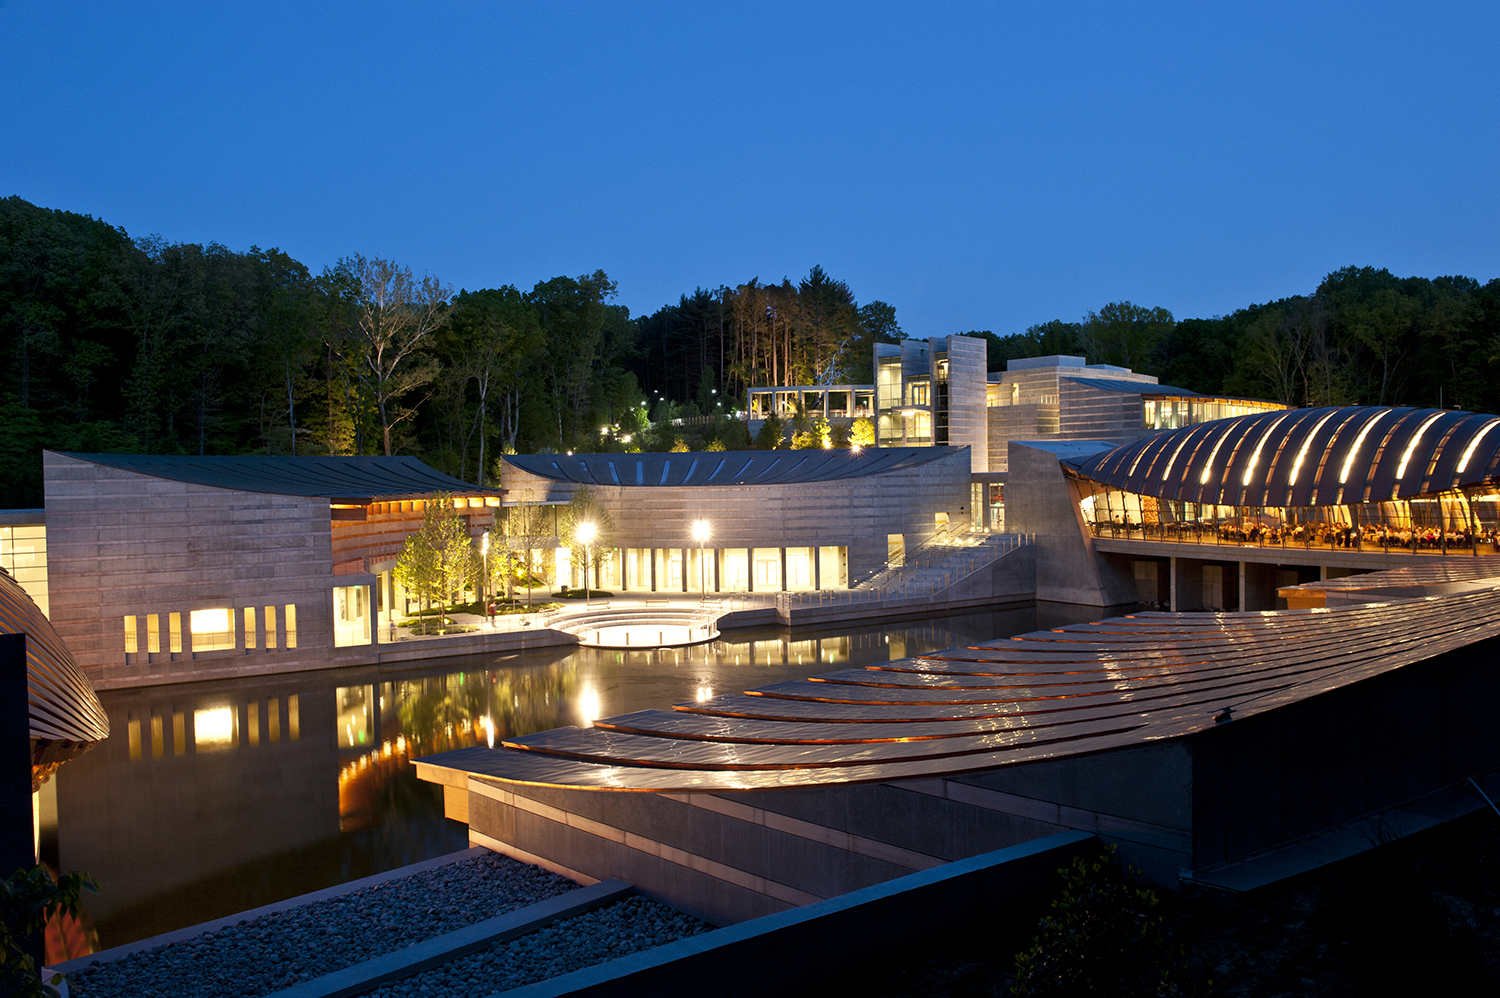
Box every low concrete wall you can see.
[497,831,1095,998]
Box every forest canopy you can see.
[3,194,1499,507]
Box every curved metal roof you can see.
[503,447,960,487]
[1066,406,1500,507]
[0,570,110,790]
[1063,376,1202,397]
[415,580,1500,792]
[55,453,501,503]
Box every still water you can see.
[44,608,1035,949]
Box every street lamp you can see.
[481,532,491,626]
[691,520,710,595]
[578,521,597,604]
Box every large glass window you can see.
[333,585,371,647]
[720,549,749,591]
[190,608,235,653]
[753,548,781,590]
[686,547,712,592]
[818,546,847,589]
[625,548,649,590]
[655,548,684,591]
[0,524,48,616]
[785,547,814,591]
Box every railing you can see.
[776,533,1034,613]
[1088,521,1500,558]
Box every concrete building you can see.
[498,447,972,594]
[41,452,501,688]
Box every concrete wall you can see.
[1005,443,1137,608]
[943,334,989,473]
[499,449,972,586]
[43,452,341,686]
[1189,634,1500,871]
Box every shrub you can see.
[1,865,96,998]
[1011,847,1207,997]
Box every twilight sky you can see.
[3,2,1496,337]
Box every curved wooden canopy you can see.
[420,571,1500,793]
[1067,406,1500,508]
[0,571,110,790]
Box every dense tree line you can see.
[3,194,1499,507]
[971,270,1500,412]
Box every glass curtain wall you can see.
[1075,478,1500,554]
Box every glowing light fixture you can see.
[1395,411,1445,479]
[1338,410,1390,484]
[1240,413,1292,485]
[1456,419,1500,474]
[1288,411,1339,485]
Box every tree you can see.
[849,416,875,447]
[1,865,97,998]
[754,411,784,449]
[560,486,615,588]
[338,254,450,455]
[446,287,541,483]
[394,493,473,619]
[1083,301,1175,371]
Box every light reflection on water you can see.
[49,608,1034,949]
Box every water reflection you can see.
[51,607,1033,949]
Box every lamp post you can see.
[692,520,710,595]
[578,521,597,604]
[481,532,491,626]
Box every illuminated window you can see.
[146,614,160,654]
[268,698,281,742]
[150,710,164,758]
[243,607,257,650]
[753,549,781,590]
[264,606,278,649]
[124,616,138,654]
[246,701,260,746]
[333,587,370,646]
[194,707,235,750]
[785,547,814,590]
[127,710,141,761]
[190,608,235,653]
[172,709,186,755]
[284,604,297,649]
[169,612,182,654]
[818,547,847,589]
[0,524,49,617]
[288,694,300,740]
[719,549,749,591]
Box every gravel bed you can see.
[365,895,714,997]
[69,852,579,998]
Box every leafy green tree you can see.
[754,411,784,449]
[1,865,96,998]
[337,254,450,455]
[560,486,615,588]
[446,287,541,482]
[1083,301,1175,372]
[850,416,875,447]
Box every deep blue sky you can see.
[3,2,1496,336]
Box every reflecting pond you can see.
[45,607,1036,949]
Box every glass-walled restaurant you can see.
[1141,396,1285,430]
[1074,477,1500,555]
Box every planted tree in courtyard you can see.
[850,417,875,447]
[560,486,615,589]
[395,492,474,619]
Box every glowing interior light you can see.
[1338,410,1390,484]
[1240,413,1292,485]
[482,715,495,749]
[1455,419,1500,474]
[1197,421,1245,485]
[1394,411,1445,479]
[190,608,230,634]
[1158,435,1192,481]
[1288,411,1338,485]
[193,707,234,748]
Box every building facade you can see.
[499,447,972,593]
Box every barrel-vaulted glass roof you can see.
[1066,406,1500,507]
